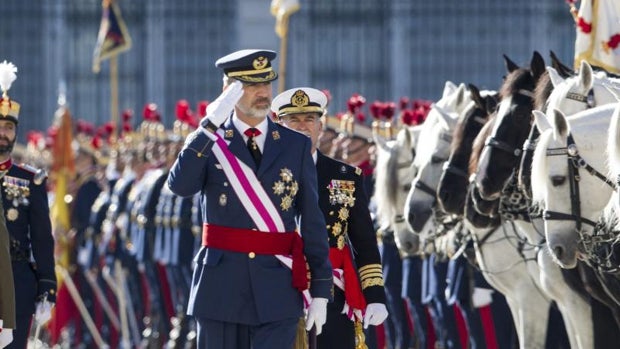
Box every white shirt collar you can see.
[232,113,268,152]
[312,150,317,164]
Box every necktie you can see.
[244,128,262,167]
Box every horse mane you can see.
[500,68,535,100]
[534,71,553,110]
[469,114,496,175]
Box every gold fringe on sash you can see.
[293,317,308,349]
[354,320,369,349]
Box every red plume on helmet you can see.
[369,101,383,120]
[382,102,395,120]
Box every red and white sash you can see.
[205,129,361,319]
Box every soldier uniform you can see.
[168,50,333,349]
[273,87,388,349]
[0,196,15,332]
[0,61,56,349]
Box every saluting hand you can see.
[201,80,244,132]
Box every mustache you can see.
[253,97,271,106]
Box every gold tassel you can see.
[293,317,308,349]
[354,320,368,349]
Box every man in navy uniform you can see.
[274,87,388,348]
[0,61,56,349]
[167,49,333,349]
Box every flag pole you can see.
[278,18,290,94]
[110,56,119,142]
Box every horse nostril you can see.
[553,245,564,261]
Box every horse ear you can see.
[467,83,485,110]
[442,81,457,98]
[530,51,546,81]
[551,108,569,139]
[577,60,594,91]
[533,110,551,134]
[453,83,467,110]
[549,50,574,78]
[547,67,564,88]
[503,54,519,73]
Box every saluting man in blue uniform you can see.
[274,87,389,348]
[0,61,56,349]
[167,49,333,349]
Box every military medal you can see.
[225,129,234,138]
[6,208,18,221]
[272,130,280,140]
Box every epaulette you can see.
[19,164,48,185]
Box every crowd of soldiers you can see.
[0,49,453,349]
[6,93,418,349]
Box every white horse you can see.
[531,105,617,268]
[374,125,422,256]
[545,60,620,116]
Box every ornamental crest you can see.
[291,90,310,107]
[253,56,268,70]
[272,168,298,211]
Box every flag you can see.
[270,0,300,38]
[48,105,78,345]
[92,0,132,73]
[573,0,620,73]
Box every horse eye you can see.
[551,175,566,187]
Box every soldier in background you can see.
[0,185,15,348]
[274,87,388,349]
[0,61,56,349]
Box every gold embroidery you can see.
[361,277,385,289]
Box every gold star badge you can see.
[272,130,280,140]
[281,195,293,211]
[225,130,234,138]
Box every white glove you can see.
[305,297,328,335]
[35,300,53,325]
[472,287,494,308]
[0,322,13,349]
[201,80,244,131]
[363,303,388,328]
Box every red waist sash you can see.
[202,223,308,292]
[329,247,366,310]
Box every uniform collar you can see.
[232,113,268,152]
[0,158,13,171]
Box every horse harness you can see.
[542,133,620,273]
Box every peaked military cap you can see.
[215,49,278,83]
[271,87,327,118]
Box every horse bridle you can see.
[483,89,535,158]
[543,133,616,232]
[413,131,452,200]
[565,88,595,109]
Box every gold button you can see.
[248,252,256,259]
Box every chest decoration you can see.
[3,175,31,221]
[272,168,298,211]
[327,179,356,249]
